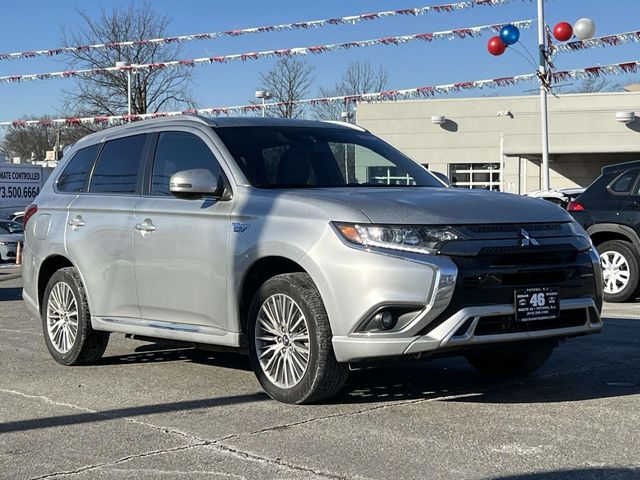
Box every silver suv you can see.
[22,116,603,404]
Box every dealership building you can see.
[356,90,640,193]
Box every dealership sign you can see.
[0,165,42,204]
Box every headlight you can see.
[569,221,593,245]
[333,223,463,254]
[0,241,8,246]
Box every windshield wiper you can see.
[254,183,319,189]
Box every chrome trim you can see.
[350,256,458,337]
[332,298,601,362]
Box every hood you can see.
[0,233,23,243]
[283,187,573,225]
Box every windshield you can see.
[214,126,443,188]
[0,225,10,235]
[0,221,22,234]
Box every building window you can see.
[367,166,416,185]
[449,163,501,191]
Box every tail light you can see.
[24,204,38,226]
[567,201,585,212]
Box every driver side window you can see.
[151,132,221,196]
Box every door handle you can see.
[68,216,85,228]
[135,220,156,232]
[632,201,640,209]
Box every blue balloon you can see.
[500,24,520,46]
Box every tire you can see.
[598,240,639,303]
[466,347,554,377]
[247,273,348,404]
[42,267,109,366]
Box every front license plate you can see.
[514,287,559,322]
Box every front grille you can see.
[466,223,563,234]
[474,309,587,336]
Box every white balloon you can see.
[573,18,596,40]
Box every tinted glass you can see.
[214,126,441,188]
[0,225,9,234]
[0,221,23,233]
[151,132,220,196]
[610,171,637,194]
[89,135,146,194]
[57,144,100,193]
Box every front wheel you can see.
[247,273,348,404]
[466,347,554,377]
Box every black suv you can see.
[569,160,640,303]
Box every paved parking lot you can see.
[1,268,639,480]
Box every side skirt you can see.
[91,316,240,347]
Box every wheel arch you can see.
[37,255,77,313]
[237,256,307,335]
[587,224,640,256]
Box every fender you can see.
[587,223,640,255]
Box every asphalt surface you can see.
[1,266,639,480]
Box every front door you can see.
[133,129,232,330]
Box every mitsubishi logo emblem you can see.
[520,229,539,247]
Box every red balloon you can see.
[553,22,573,42]
[487,36,507,56]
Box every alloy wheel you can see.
[46,282,79,354]
[255,293,310,389]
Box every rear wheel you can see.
[247,273,348,404]
[42,267,109,365]
[466,347,554,377]
[598,240,639,303]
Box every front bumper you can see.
[332,297,602,362]
[330,239,602,363]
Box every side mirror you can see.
[169,169,223,199]
[430,171,452,187]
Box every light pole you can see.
[340,112,354,182]
[116,61,132,116]
[537,0,551,191]
[255,90,273,118]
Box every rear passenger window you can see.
[151,132,220,196]
[609,171,637,194]
[89,135,146,194]
[57,144,100,192]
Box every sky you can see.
[0,0,639,122]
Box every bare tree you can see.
[60,2,194,116]
[0,118,90,162]
[257,58,314,118]
[568,76,619,94]
[313,61,389,121]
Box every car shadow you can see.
[96,317,640,406]
[97,343,252,372]
[489,467,640,479]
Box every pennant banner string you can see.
[0,20,534,85]
[0,0,522,62]
[552,30,640,54]
[2,59,637,128]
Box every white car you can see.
[527,188,586,209]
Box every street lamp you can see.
[536,0,551,192]
[116,61,132,116]
[255,90,273,118]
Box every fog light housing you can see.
[375,311,396,330]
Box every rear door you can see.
[133,128,233,330]
[618,169,640,235]
[66,133,150,319]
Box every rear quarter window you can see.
[608,171,639,195]
[57,144,100,193]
